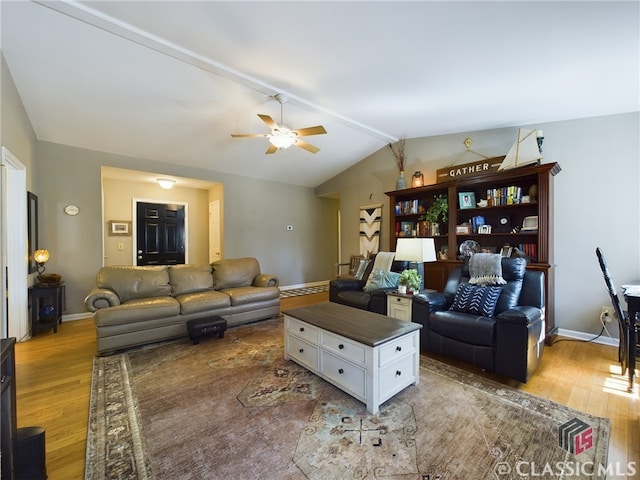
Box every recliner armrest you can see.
[496,306,542,326]
[412,291,447,312]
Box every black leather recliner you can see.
[329,256,409,315]
[412,257,545,383]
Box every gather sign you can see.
[436,156,506,183]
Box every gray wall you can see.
[317,112,640,338]
[34,141,338,314]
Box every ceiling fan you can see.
[231,94,327,154]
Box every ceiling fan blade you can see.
[292,125,327,137]
[258,114,278,130]
[296,139,321,154]
[230,133,269,138]
[265,144,278,154]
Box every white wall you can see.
[317,112,640,337]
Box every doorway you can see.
[1,147,29,340]
[135,201,186,265]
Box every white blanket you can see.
[363,251,395,290]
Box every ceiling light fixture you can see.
[157,178,176,189]
[267,128,297,149]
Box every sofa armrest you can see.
[254,274,279,288]
[85,287,121,312]
[496,306,542,326]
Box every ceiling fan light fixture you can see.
[268,130,297,149]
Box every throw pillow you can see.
[354,259,370,280]
[469,253,506,286]
[363,268,401,292]
[450,283,503,317]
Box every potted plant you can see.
[425,194,448,224]
[398,269,422,294]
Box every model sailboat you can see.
[498,128,542,171]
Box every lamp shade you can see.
[394,238,437,262]
[33,249,50,264]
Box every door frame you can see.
[1,147,29,340]
[132,198,189,265]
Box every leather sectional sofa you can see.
[85,257,280,354]
[412,257,545,383]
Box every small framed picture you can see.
[500,245,513,257]
[478,225,492,234]
[400,221,414,237]
[109,220,132,236]
[456,224,471,234]
[458,192,476,209]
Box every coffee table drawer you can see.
[379,333,417,367]
[379,353,417,400]
[285,316,319,343]
[321,350,366,399]
[321,331,366,365]
[286,334,319,370]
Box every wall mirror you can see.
[27,191,38,274]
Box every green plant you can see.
[424,194,448,224]
[398,269,422,291]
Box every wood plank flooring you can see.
[13,292,639,479]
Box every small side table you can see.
[28,284,65,336]
[386,291,413,321]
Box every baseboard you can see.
[556,327,618,347]
[62,312,93,322]
[280,280,330,291]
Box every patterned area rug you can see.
[85,318,611,480]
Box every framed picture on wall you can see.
[108,220,132,236]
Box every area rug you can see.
[85,317,610,480]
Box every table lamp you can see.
[33,249,61,285]
[394,238,437,291]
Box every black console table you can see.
[1,338,17,480]
[28,284,65,336]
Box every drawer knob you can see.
[396,370,402,376]
[299,348,304,353]
[338,368,344,374]
[396,297,402,302]
[338,344,344,349]
[300,327,304,332]
[396,346,402,352]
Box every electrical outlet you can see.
[601,306,614,322]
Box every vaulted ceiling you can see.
[2,1,638,187]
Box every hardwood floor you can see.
[13,292,639,479]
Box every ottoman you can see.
[187,316,227,345]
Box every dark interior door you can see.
[136,202,185,266]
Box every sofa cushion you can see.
[176,290,231,315]
[335,290,371,310]
[169,264,214,296]
[97,266,171,303]
[429,310,496,346]
[94,296,180,327]
[221,286,280,306]
[364,269,400,292]
[212,257,260,289]
[450,283,503,317]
